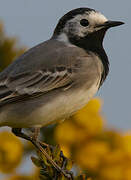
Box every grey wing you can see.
[0,66,74,104]
[0,39,87,106]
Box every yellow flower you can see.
[75,141,109,170]
[124,167,131,180]
[54,97,131,179]
[0,131,23,173]
[55,121,78,145]
[100,165,124,180]
[103,149,126,165]
[73,98,103,135]
[9,176,33,180]
[101,131,124,149]
[55,119,89,147]
[74,98,102,116]
[123,132,131,155]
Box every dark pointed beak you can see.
[96,20,125,29]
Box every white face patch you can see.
[61,10,108,38]
[87,11,108,26]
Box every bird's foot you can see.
[12,128,73,179]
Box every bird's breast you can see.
[0,80,99,128]
[33,78,100,126]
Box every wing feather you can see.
[0,66,74,105]
[0,39,87,106]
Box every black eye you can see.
[80,19,89,27]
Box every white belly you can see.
[30,82,99,127]
[0,81,99,128]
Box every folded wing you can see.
[0,66,74,105]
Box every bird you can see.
[0,7,124,174]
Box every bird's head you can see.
[53,8,124,50]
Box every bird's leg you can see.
[31,127,50,148]
[12,128,73,179]
[12,128,33,142]
[32,127,40,141]
[12,127,48,147]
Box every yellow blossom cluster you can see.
[0,132,39,180]
[55,98,131,180]
[0,99,131,180]
[6,172,39,180]
[0,131,23,174]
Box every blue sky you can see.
[0,0,130,130]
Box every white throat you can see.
[56,33,69,43]
[56,33,75,47]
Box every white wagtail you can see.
[0,7,124,173]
